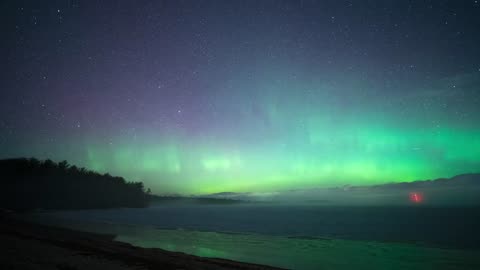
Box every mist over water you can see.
[202,173,480,207]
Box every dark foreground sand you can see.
[0,215,282,270]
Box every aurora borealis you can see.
[2,1,480,194]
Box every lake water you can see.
[28,204,480,269]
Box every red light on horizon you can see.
[409,192,423,203]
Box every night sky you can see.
[1,0,480,194]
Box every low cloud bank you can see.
[204,174,480,206]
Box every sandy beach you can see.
[0,214,282,270]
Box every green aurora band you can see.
[81,75,480,194]
[82,125,480,194]
[9,73,480,194]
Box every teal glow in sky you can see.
[2,1,480,194]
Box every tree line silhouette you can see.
[0,158,150,211]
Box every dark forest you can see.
[0,158,149,211]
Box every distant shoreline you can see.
[0,213,282,270]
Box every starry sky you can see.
[1,0,480,194]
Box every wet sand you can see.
[0,215,282,270]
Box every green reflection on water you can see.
[115,229,480,270]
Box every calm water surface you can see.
[28,204,480,270]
